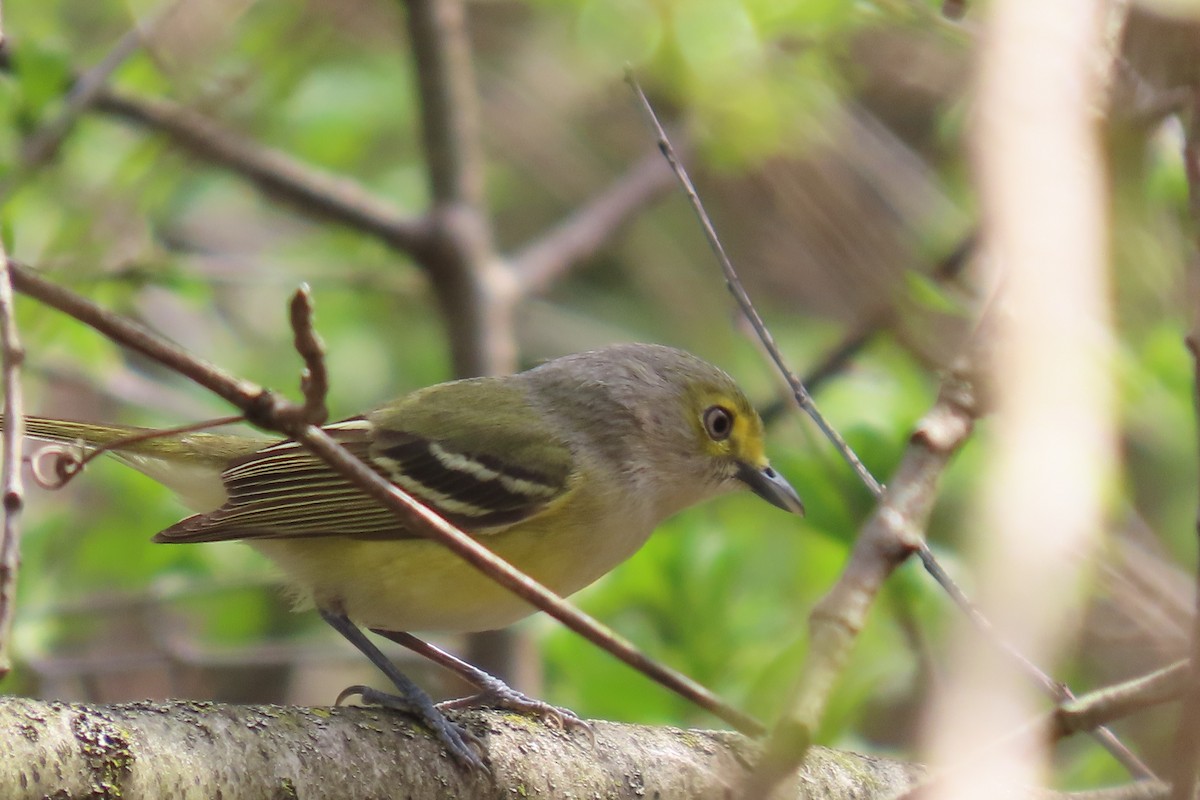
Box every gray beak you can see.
[736,462,805,515]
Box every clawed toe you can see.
[438,689,594,742]
[336,684,488,770]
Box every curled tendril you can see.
[29,441,94,489]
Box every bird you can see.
[13,343,804,768]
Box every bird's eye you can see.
[703,405,734,441]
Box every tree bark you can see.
[0,695,921,799]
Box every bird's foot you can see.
[437,683,593,741]
[337,684,487,770]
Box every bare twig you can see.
[743,363,979,796]
[1055,659,1189,739]
[634,91,868,483]
[628,71,1146,791]
[26,415,245,491]
[0,247,24,676]
[510,147,678,294]
[910,657,1189,798]
[916,542,1152,778]
[287,285,328,427]
[6,258,764,736]
[93,90,432,257]
[8,262,264,412]
[626,71,883,498]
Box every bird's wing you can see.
[153,383,576,544]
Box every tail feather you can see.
[6,414,270,513]
[12,416,149,448]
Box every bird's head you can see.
[535,344,805,519]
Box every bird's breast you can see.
[249,492,658,633]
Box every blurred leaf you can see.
[9,40,73,127]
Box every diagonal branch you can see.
[510,148,677,294]
[93,90,432,257]
[744,363,979,796]
[1055,659,1189,740]
[627,72,882,497]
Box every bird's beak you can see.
[736,462,805,515]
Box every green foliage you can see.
[2,0,1196,788]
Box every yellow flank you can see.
[251,482,654,632]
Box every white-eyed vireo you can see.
[17,343,803,767]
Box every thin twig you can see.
[626,71,883,497]
[8,261,265,413]
[917,540,1152,776]
[25,415,245,490]
[760,232,977,423]
[6,258,765,736]
[629,70,1147,788]
[0,248,24,677]
[510,147,678,294]
[1055,659,1189,739]
[744,363,979,796]
[916,537,1152,777]
[287,285,328,427]
[901,656,1182,798]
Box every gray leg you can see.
[320,609,485,769]
[371,627,590,736]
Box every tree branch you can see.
[92,90,432,257]
[0,696,919,800]
[0,247,24,676]
[403,0,485,208]
[746,362,979,795]
[510,148,677,294]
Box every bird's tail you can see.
[16,416,152,449]
[5,414,269,511]
[4,415,267,463]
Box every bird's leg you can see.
[370,627,591,737]
[319,609,486,769]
